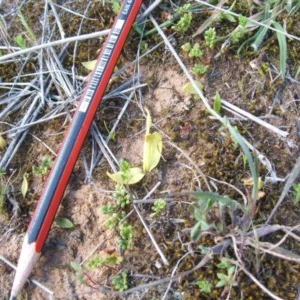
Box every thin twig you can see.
[0,30,110,63]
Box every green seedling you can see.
[21,173,29,198]
[213,91,222,114]
[293,183,300,204]
[182,81,203,100]
[54,216,74,229]
[188,43,203,58]
[70,261,85,285]
[110,0,121,14]
[104,211,125,230]
[107,110,162,184]
[0,135,6,150]
[150,199,167,218]
[216,260,238,292]
[87,254,123,269]
[192,64,209,75]
[119,223,134,250]
[112,271,128,291]
[113,183,130,208]
[204,27,217,49]
[173,4,193,32]
[181,42,192,53]
[231,15,248,44]
[197,280,213,293]
[143,109,162,173]
[32,156,53,177]
[17,10,37,45]
[14,34,27,49]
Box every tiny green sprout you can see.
[14,34,27,49]
[197,280,213,293]
[174,12,192,32]
[21,173,29,198]
[213,91,222,114]
[86,255,104,269]
[32,156,53,176]
[104,211,125,229]
[55,216,74,229]
[238,15,248,27]
[110,0,121,14]
[119,223,134,250]
[175,3,191,14]
[216,260,238,289]
[293,183,300,204]
[112,271,128,291]
[181,42,192,53]
[204,27,216,49]
[139,40,149,54]
[192,64,209,75]
[150,199,167,218]
[113,183,130,208]
[101,204,118,214]
[188,43,203,58]
[0,135,7,150]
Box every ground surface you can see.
[1,1,300,299]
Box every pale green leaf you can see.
[213,91,221,114]
[143,132,162,173]
[81,60,97,71]
[55,216,75,229]
[0,135,7,150]
[70,261,82,272]
[182,81,203,100]
[21,174,28,198]
[107,167,145,185]
[273,21,287,79]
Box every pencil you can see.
[10,0,142,298]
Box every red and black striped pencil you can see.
[10,1,142,298]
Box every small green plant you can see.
[86,255,104,269]
[192,64,209,75]
[86,254,123,269]
[70,261,85,285]
[293,183,300,204]
[112,271,128,291]
[231,15,248,44]
[14,34,27,49]
[113,183,131,208]
[110,0,121,14]
[197,280,213,293]
[204,27,217,49]
[107,109,162,185]
[21,173,29,198]
[104,211,125,229]
[119,222,134,250]
[181,42,192,53]
[216,260,238,292]
[213,91,222,114]
[54,216,74,229]
[32,156,53,176]
[173,4,193,32]
[150,199,167,218]
[188,43,203,58]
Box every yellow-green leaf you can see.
[81,60,97,71]
[107,167,145,185]
[0,135,7,150]
[55,216,74,229]
[182,81,203,100]
[143,131,162,173]
[21,173,28,198]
